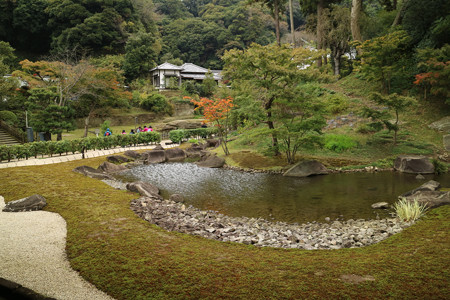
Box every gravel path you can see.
[0,196,114,300]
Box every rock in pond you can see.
[2,194,47,212]
[126,181,162,199]
[371,202,389,209]
[394,155,434,174]
[143,150,167,164]
[283,160,329,177]
[165,148,186,162]
[196,153,225,168]
[400,180,449,208]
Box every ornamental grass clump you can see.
[394,197,429,222]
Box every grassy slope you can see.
[218,74,448,169]
[1,158,449,299]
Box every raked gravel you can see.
[0,196,114,300]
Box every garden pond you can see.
[117,163,450,224]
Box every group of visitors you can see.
[104,125,154,136]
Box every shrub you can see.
[101,120,112,136]
[140,93,173,115]
[0,110,18,126]
[432,159,448,174]
[325,94,349,115]
[169,130,186,143]
[356,122,384,134]
[394,198,428,222]
[324,134,357,152]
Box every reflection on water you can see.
[117,163,450,223]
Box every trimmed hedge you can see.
[0,132,161,162]
[169,127,217,143]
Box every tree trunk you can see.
[316,0,325,67]
[333,54,340,76]
[289,0,295,45]
[83,113,91,138]
[267,110,279,155]
[56,132,62,141]
[351,0,362,42]
[392,0,410,27]
[274,1,281,46]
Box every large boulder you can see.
[444,135,450,151]
[143,150,166,164]
[400,180,449,208]
[394,155,434,174]
[123,150,141,160]
[97,161,128,173]
[196,153,225,168]
[165,148,186,162]
[2,194,47,212]
[126,181,161,199]
[402,191,450,208]
[73,166,113,180]
[106,155,129,164]
[400,180,441,197]
[283,160,329,177]
[429,116,450,133]
[185,145,205,159]
[205,139,220,148]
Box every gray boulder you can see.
[169,194,185,203]
[165,148,186,162]
[394,155,434,174]
[185,145,205,159]
[143,150,166,164]
[401,180,441,197]
[400,180,449,208]
[196,153,225,168]
[205,139,220,148]
[3,194,47,212]
[429,116,450,133]
[402,191,450,208]
[126,181,161,199]
[371,202,389,209]
[444,135,450,151]
[73,166,113,180]
[124,150,141,159]
[153,144,165,151]
[106,155,129,164]
[97,161,127,173]
[283,160,329,177]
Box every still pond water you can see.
[118,163,450,224]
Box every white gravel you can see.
[0,196,114,300]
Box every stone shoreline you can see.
[129,195,413,250]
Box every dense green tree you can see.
[154,0,192,20]
[51,8,127,54]
[324,5,351,75]
[161,18,228,68]
[250,0,287,45]
[273,85,326,163]
[30,105,76,140]
[222,43,322,155]
[401,0,450,48]
[357,30,413,94]
[363,92,417,144]
[12,0,50,53]
[123,31,161,81]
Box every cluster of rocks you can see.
[325,113,364,130]
[130,195,412,250]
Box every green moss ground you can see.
[1,157,449,299]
